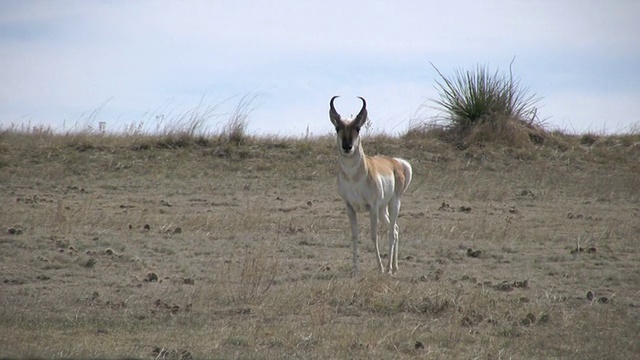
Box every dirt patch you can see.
[0,133,639,359]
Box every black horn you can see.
[354,96,368,128]
[329,95,341,126]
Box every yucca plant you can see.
[430,61,541,144]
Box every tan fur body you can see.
[329,96,413,273]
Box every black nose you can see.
[342,143,352,152]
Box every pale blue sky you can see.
[1,0,639,136]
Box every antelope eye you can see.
[354,127,361,133]
[335,127,340,133]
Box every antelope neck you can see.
[339,145,368,180]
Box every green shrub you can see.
[429,61,542,147]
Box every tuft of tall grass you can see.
[220,93,260,145]
[428,60,542,146]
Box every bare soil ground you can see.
[1,132,639,359]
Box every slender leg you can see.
[388,199,401,273]
[378,207,390,238]
[346,203,359,274]
[369,207,384,273]
[378,207,390,270]
[392,222,399,272]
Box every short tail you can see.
[396,158,413,194]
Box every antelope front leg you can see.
[346,203,359,274]
[369,208,385,273]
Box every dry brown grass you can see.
[1,128,639,359]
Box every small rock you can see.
[520,312,536,326]
[513,280,528,288]
[438,202,452,211]
[586,291,595,301]
[466,248,482,258]
[434,268,443,280]
[570,247,583,255]
[494,281,513,292]
[7,227,23,235]
[520,190,534,197]
[571,246,597,255]
[84,258,97,268]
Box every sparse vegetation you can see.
[1,98,639,358]
[220,93,259,145]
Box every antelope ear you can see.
[353,96,368,129]
[329,96,342,127]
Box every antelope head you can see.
[329,96,368,156]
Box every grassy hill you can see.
[1,128,639,359]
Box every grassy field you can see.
[1,128,639,359]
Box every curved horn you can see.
[329,95,341,126]
[354,96,368,128]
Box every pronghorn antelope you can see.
[329,96,413,274]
